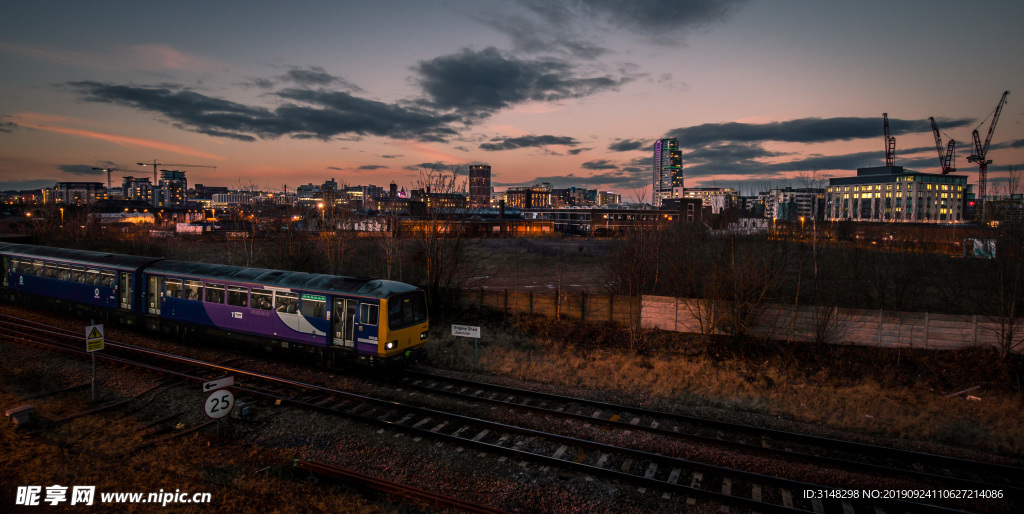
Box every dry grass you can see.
[425,315,1024,458]
[0,369,401,512]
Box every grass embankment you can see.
[426,314,1024,458]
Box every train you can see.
[0,243,428,368]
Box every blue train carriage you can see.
[0,243,159,323]
[142,260,428,367]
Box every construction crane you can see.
[929,117,956,174]
[92,167,133,191]
[137,160,217,183]
[883,113,896,167]
[966,90,1010,199]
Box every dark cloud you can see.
[564,0,750,41]
[280,66,363,92]
[506,0,749,49]
[403,162,450,172]
[479,134,579,151]
[358,164,386,170]
[327,166,346,170]
[0,179,58,191]
[0,121,17,133]
[608,138,646,152]
[666,116,975,146]
[415,47,633,120]
[380,154,402,159]
[58,164,104,176]
[567,147,590,155]
[581,159,618,170]
[68,81,458,143]
[473,12,610,59]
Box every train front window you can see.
[388,291,427,330]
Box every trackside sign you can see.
[451,324,480,338]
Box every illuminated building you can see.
[469,165,492,209]
[653,138,683,207]
[826,166,967,223]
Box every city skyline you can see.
[1,1,1023,197]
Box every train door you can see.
[118,272,132,310]
[1,256,8,287]
[147,275,162,315]
[331,298,355,348]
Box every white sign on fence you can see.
[451,324,481,338]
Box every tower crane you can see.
[966,91,1010,199]
[137,160,217,183]
[883,113,896,167]
[929,117,956,174]
[92,167,133,191]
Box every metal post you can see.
[474,339,478,364]
[90,319,98,402]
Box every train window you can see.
[57,265,71,281]
[300,294,326,319]
[388,292,427,330]
[9,258,18,272]
[33,261,44,276]
[251,289,273,310]
[227,286,248,307]
[44,263,57,278]
[183,280,202,300]
[18,260,31,274]
[71,267,85,283]
[274,292,298,314]
[100,272,115,288]
[359,303,379,326]
[165,279,183,299]
[85,269,100,285]
[205,283,225,304]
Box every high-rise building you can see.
[653,138,683,207]
[469,165,492,209]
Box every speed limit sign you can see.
[204,389,234,419]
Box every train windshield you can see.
[387,291,427,330]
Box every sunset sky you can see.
[1,0,1022,197]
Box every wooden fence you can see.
[459,288,1020,353]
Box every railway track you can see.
[1,314,1014,513]
[395,369,1024,494]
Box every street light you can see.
[59,207,64,228]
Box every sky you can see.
[1,0,1022,198]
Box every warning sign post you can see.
[85,322,103,402]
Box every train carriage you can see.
[0,244,159,324]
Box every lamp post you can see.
[59,207,64,228]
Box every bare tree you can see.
[409,164,469,312]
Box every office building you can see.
[826,166,967,223]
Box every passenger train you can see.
[0,243,428,368]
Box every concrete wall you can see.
[642,295,1017,352]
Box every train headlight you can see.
[420,331,427,340]
[386,340,397,350]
